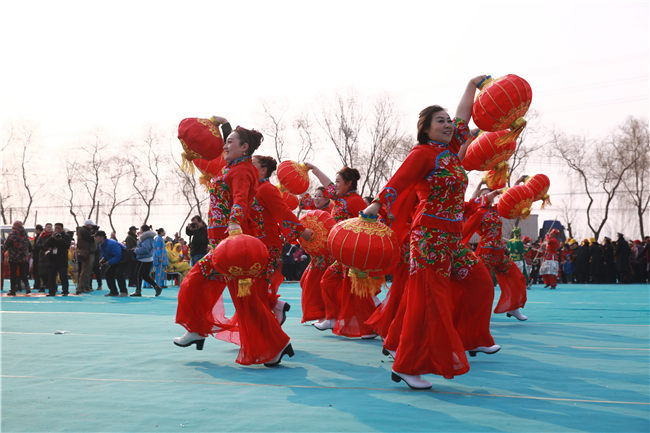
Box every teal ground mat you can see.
[2,282,649,432]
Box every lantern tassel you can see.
[520,207,531,219]
[198,174,211,192]
[541,194,552,209]
[180,152,196,175]
[495,117,527,148]
[237,278,252,297]
[348,269,385,298]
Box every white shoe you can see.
[313,319,334,331]
[382,347,396,358]
[173,331,205,350]
[391,370,432,390]
[361,333,378,339]
[506,309,528,321]
[468,344,501,357]
[272,300,291,325]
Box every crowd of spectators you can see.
[1,217,203,297]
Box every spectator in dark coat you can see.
[589,239,604,283]
[2,221,32,295]
[45,223,72,296]
[602,237,616,283]
[185,215,208,265]
[615,233,631,283]
[575,239,590,284]
[31,224,44,292]
[76,219,97,294]
[124,225,138,287]
[34,223,55,295]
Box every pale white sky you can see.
[1,0,648,238]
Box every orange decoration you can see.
[277,160,310,195]
[299,210,336,255]
[525,174,552,208]
[211,233,269,297]
[497,184,535,220]
[327,214,398,297]
[178,118,225,173]
[484,162,510,190]
[462,130,517,172]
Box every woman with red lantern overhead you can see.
[362,75,500,390]
[250,155,313,324]
[462,182,528,321]
[302,164,377,338]
[298,187,334,323]
[540,228,560,289]
[174,120,294,367]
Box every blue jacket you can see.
[99,239,124,265]
[134,230,156,262]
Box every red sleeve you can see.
[375,146,433,214]
[299,193,316,210]
[322,183,337,200]
[461,198,488,245]
[346,194,367,218]
[228,164,256,226]
[258,183,304,242]
[449,118,469,154]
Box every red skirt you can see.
[332,272,377,338]
[478,247,527,313]
[366,261,409,339]
[300,260,328,322]
[175,261,289,365]
[320,261,344,320]
[393,227,495,378]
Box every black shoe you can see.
[264,343,295,367]
[62,293,69,297]
[46,293,56,297]
[7,291,16,296]
[130,291,142,297]
[154,285,162,297]
[105,292,119,297]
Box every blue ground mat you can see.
[1,282,648,432]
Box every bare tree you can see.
[552,131,635,240]
[170,152,209,235]
[618,117,650,238]
[508,110,542,186]
[320,94,363,168]
[128,129,164,225]
[79,134,106,221]
[64,161,81,228]
[103,157,135,234]
[294,114,316,162]
[261,103,287,162]
[359,96,408,198]
[2,124,38,222]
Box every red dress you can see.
[540,235,560,288]
[254,179,304,309]
[175,156,290,365]
[374,118,496,379]
[298,197,334,322]
[462,198,527,314]
[319,183,375,337]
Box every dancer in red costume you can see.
[363,76,500,390]
[540,228,560,289]
[298,187,334,323]
[303,164,377,338]
[463,183,528,321]
[173,120,293,366]
[251,155,313,324]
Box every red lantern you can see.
[211,232,269,297]
[193,156,226,188]
[497,185,535,219]
[327,214,398,296]
[299,210,336,255]
[484,162,510,190]
[462,130,517,172]
[472,74,532,147]
[277,160,310,195]
[525,174,552,208]
[277,185,299,210]
[178,118,225,172]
